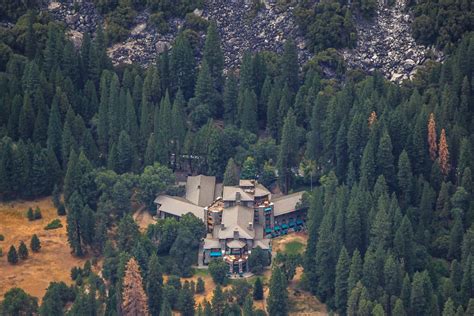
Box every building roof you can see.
[222,186,254,202]
[239,179,255,187]
[272,191,305,216]
[155,195,205,220]
[185,175,216,207]
[203,238,221,249]
[218,205,255,239]
[254,183,271,198]
[227,240,247,248]
[253,239,271,250]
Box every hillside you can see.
[43,0,442,81]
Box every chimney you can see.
[248,222,253,230]
[233,228,239,240]
[236,192,241,205]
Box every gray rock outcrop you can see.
[342,0,444,82]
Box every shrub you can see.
[57,203,66,216]
[0,247,3,257]
[208,259,228,285]
[184,13,209,32]
[44,219,63,230]
[52,184,61,208]
[71,267,82,281]
[30,234,41,252]
[0,234,4,241]
[253,277,264,300]
[34,207,42,220]
[196,277,205,294]
[8,245,18,264]
[18,241,28,260]
[27,207,34,221]
[149,12,169,33]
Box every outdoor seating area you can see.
[265,216,306,238]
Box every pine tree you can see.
[223,158,239,185]
[277,109,298,193]
[116,131,134,174]
[428,113,437,161]
[397,150,413,208]
[239,88,258,134]
[30,234,41,252]
[394,215,415,273]
[243,295,254,316]
[335,246,350,313]
[67,191,84,256]
[393,298,406,316]
[442,298,456,316]
[280,40,299,93]
[18,94,35,140]
[171,89,186,167]
[315,211,336,301]
[411,271,435,316]
[146,253,163,316]
[122,257,150,316]
[203,21,224,91]
[18,241,28,260]
[8,245,18,264]
[160,297,172,316]
[438,128,450,176]
[253,277,264,300]
[170,33,196,99]
[377,131,395,190]
[448,214,463,260]
[211,285,225,316]
[267,266,288,316]
[223,72,238,124]
[178,284,195,316]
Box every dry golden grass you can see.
[0,197,87,301]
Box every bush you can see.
[196,277,205,294]
[27,207,34,221]
[71,266,83,281]
[8,245,18,264]
[44,219,63,230]
[149,12,169,33]
[248,246,270,275]
[0,247,3,257]
[253,277,264,300]
[208,259,228,285]
[18,241,28,260]
[57,203,66,216]
[34,207,42,220]
[184,13,209,32]
[30,234,41,252]
[0,234,4,241]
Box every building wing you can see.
[185,175,217,207]
[272,191,305,216]
[218,205,255,239]
[154,195,205,221]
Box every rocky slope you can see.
[342,0,444,82]
[43,0,443,82]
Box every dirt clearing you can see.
[0,197,87,301]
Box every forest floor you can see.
[0,197,88,301]
[272,233,329,316]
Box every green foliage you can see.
[208,259,228,285]
[267,266,288,316]
[295,1,356,52]
[44,219,63,230]
[253,277,264,300]
[7,245,18,264]
[248,246,270,275]
[196,277,205,294]
[18,240,28,260]
[0,287,38,316]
